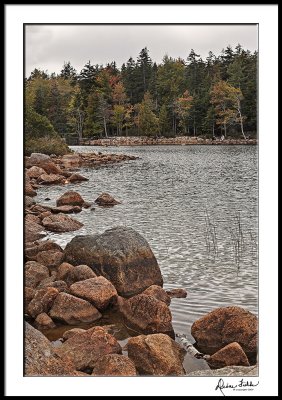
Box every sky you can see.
[25,24,258,77]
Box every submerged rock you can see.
[68,173,89,183]
[191,306,258,356]
[50,205,82,214]
[127,334,185,376]
[166,288,188,298]
[49,292,102,325]
[118,294,174,338]
[92,354,137,376]
[64,227,163,297]
[56,326,122,370]
[95,192,121,206]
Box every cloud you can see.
[25,24,258,76]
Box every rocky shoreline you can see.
[24,151,258,377]
[80,136,257,147]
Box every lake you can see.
[36,144,258,371]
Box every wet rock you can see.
[143,285,171,305]
[25,261,50,288]
[27,287,59,318]
[25,322,77,376]
[26,166,46,179]
[56,191,85,207]
[36,250,64,269]
[70,276,117,311]
[118,294,174,338]
[208,342,250,369]
[64,227,163,297]
[34,312,56,330]
[25,221,46,242]
[56,326,122,370]
[92,354,137,376]
[68,173,89,183]
[191,306,258,356]
[166,288,188,298]
[50,205,82,214]
[186,365,258,377]
[95,192,121,206]
[127,334,185,376]
[42,213,83,232]
[37,173,65,185]
[62,328,86,341]
[25,196,36,208]
[49,292,102,325]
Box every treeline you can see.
[25,45,257,142]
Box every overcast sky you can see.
[25,24,258,76]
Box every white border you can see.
[5,5,278,396]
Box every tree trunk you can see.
[224,122,227,137]
[103,116,108,138]
[237,99,246,139]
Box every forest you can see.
[25,45,257,152]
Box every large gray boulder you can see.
[64,227,163,297]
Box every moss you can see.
[25,137,71,156]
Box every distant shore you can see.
[78,136,257,147]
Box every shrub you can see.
[25,137,71,156]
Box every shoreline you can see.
[77,136,257,147]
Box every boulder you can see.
[127,334,185,376]
[92,354,137,376]
[26,166,46,179]
[65,265,97,286]
[68,173,89,183]
[95,192,121,206]
[118,294,174,338]
[37,174,65,185]
[25,261,50,288]
[166,288,187,299]
[25,181,37,197]
[36,250,64,269]
[25,240,63,262]
[56,191,85,207]
[25,287,35,311]
[25,196,36,208]
[26,153,62,174]
[41,280,68,292]
[25,214,41,225]
[27,287,59,318]
[191,306,258,355]
[64,227,163,297]
[42,213,83,232]
[70,276,117,311]
[62,328,86,341]
[39,211,52,219]
[49,292,102,325]
[25,322,77,376]
[34,312,56,330]
[50,205,82,214]
[56,326,122,370]
[143,285,171,305]
[25,221,46,243]
[208,342,250,369]
[56,262,75,282]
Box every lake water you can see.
[36,145,258,372]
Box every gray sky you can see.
[25,24,258,76]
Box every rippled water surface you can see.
[36,145,258,352]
